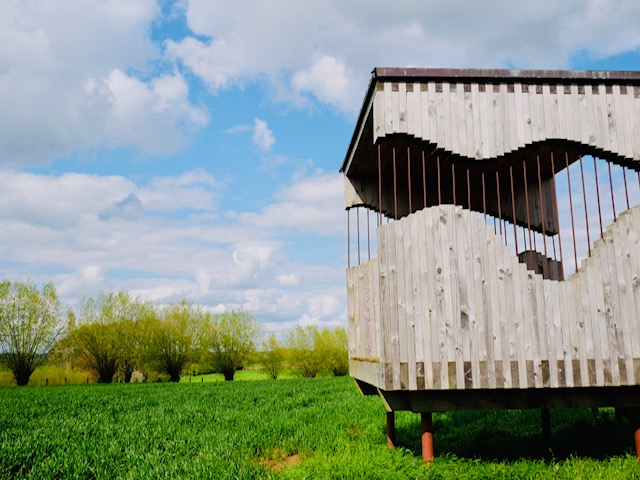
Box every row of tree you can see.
[0,280,348,386]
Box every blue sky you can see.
[1,0,640,332]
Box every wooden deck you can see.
[348,204,640,396]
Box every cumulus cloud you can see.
[252,119,275,153]
[0,169,347,327]
[167,0,640,115]
[0,0,208,166]
[239,173,344,235]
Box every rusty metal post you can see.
[378,144,382,226]
[624,166,630,210]
[550,153,565,280]
[523,160,533,266]
[407,147,412,214]
[632,408,640,463]
[422,150,427,209]
[466,168,471,210]
[393,147,398,220]
[608,161,617,221]
[579,156,591,257]
[386,411,396,448]
[536,155,549,277]
[482,171,487,222]
[437,156,442,205]
[594,157,603,238]
[509,165,518,255]
[565,152,578,272]
[421,412,434,463]
[452,163,457,205]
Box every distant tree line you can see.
[0,280,348,386]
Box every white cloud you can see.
[0,0,208,166]
[0,169,347,328]
[252,119,275,153]
[168,0,640,115]
[239,172,344,235]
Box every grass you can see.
[1,377,639,479]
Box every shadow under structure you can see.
[342,68,640,462]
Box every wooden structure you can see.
[342,68,640,461]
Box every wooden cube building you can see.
[342,68,640,460]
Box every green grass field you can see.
[1,377,639,479]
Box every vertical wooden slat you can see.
[493,84,505,157]
[395,216,408,389]
[384,82,394,135]
[457,83,468,158]
[428,81,438,144]
[403,217,417,390]
[571,84,582,145]
[514,83,526,149]
[434,206,450,389]
[417,208,432,389]
[398,82,408,134]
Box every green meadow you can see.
[1,376,639,479]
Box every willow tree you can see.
[72,291,153,383]
[205,309,260,381]
[0,280,64,386]
[146,300,207,382]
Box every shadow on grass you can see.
[394,408,634,462]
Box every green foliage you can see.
[286,326,348,377]
[71,291,153,383]
[204,309,261,380]
[145,300,207,382]
[1,378,638,479]
[286,326,322,377]
[0,280,64,386]
[261,333,285,379]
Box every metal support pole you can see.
[594,157,603,238]
[608,161,617,221]
[356,207,361,265]
[536,155,549,277]
[386,411,396,448]
[437,156,442,205]
[523,160,533,266]
[624,166,630,210]
[378,144,382,226]
[422,150,427,209]
[579,156,591,257]
[407,147,412,214]
[633,408,640,464]
[550,153,565,280]
[466,168,471,210]
[421,412,434,463]
[482,171,487,222]
[452,162,457,206]
[509,165,518,255]
[566,152,578,272]
[393,148,398,220]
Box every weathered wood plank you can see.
[402,216,417,390]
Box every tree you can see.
[317,327,348,376]
[72,291,152,383]
[286,325,322,378]
[0,280,64,386]
[261,333,285,380]
[205,309,260,381]
[146,300,206,382]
